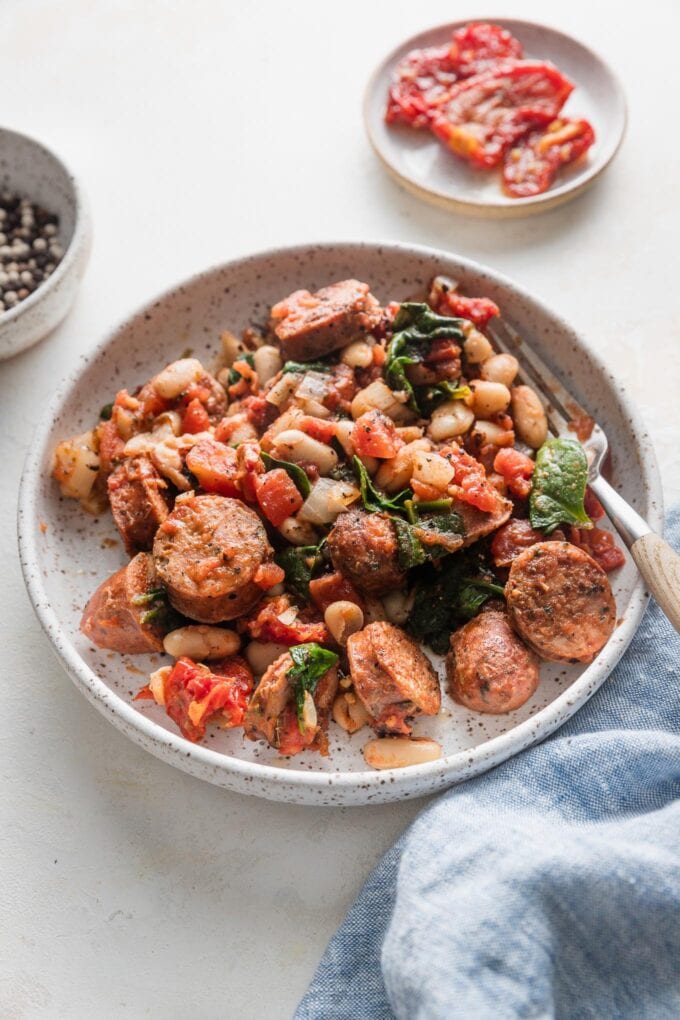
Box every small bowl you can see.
[0,126,92,360]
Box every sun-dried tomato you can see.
[503,117,595,197]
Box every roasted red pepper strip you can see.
[431,61,574,170]
[503,117,595,197]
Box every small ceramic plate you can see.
[19,242,661,806]
[364,20,627,216]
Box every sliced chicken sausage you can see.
[505,541,616,662]
[347,621,440,735]
[447,609,540,713]
[107,455,169,555]
[327,509,405,595]
[153,494,273,623]
[270,279,382,361]
[80,552,166,654]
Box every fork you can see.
[488,318,680,634]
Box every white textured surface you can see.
[1,1,679,1017]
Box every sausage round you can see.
[108,455,169,555]
[505,541,616,662]
[153,494,273,623]
[327,509,405,595]
[446,610,540,713]
[80,552,165,654]
[346,621,440,735]
[270,279,382,362]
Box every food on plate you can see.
[505,541,617,662]
[446,606,540,712]
[385,21,595,198]
[346,621,441,735]
[54,273,622,767]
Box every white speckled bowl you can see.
[18,242,662,805]
[0,126,92,360]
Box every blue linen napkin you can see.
[296,510,680,1020]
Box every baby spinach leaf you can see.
[261,451,311,497]
[353,456,411,514]
[287,643,339,731]
[99,402,114,421]
[417,380,471,416]
[275,544,323,601]
[529,438,591,533]
[385,303,466,412]
[392,517,427,570]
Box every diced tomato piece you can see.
[214,412,258,445]
[411,478,445,503]
[243,595,329,646]
[236,441,265,503]
[137,382,170,420]
[568,413,596,443]
[449,22,523,76]
[309,571,364,612]
[158,656,254,742]
[503,118,595,197]
[182,397,211,434]
[254,561,286,590]
[97,419,126,475]
[255,469,303,526]
[584,486,606,522]
[431,289,500,330]
[431,62,574,170]
[353,410,403,459]
[325,364,357,411]
[441,444,502,512]
[241,394,277,430]
[298,415,337,444]
[491,517,564,568]
[569,526,626,573]
[493,447,535,498]
[185,437,241,497]
[276,705,317,756]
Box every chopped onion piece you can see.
[298,478,361,525]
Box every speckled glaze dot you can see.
[17,242,662,805]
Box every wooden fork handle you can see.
[630,534,680,634]
[589,474,680,634]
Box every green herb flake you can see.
[99,402,114,421]
[282,360,332,375]
[261,451,311,497]
[227,352,255,386]
[529,438,592,534]
[287,643,339,732]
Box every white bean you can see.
[332,692,370,734]
[471,419,508,446]
[382,589,415,626]
[153,410,183,436]
[253,344,283,385]
[245,641,289,676]
[324,601,364,646]
[511,385,548,449]
[271,429,338,476]
[481,353,518,387]
[341,340,374,368]
[220,330,249,367]
[374,439,431,493]
[463,329,494,364]
[395,425,424,443]
[412,451,455,491]
[278,516,318,546]
[363,737,442,770]
[427,401,474,441]
[469,380,511,417]
[351,380,414,423]
[52,430,99,502]
[153,358,204,399]
[163,625,240,661]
